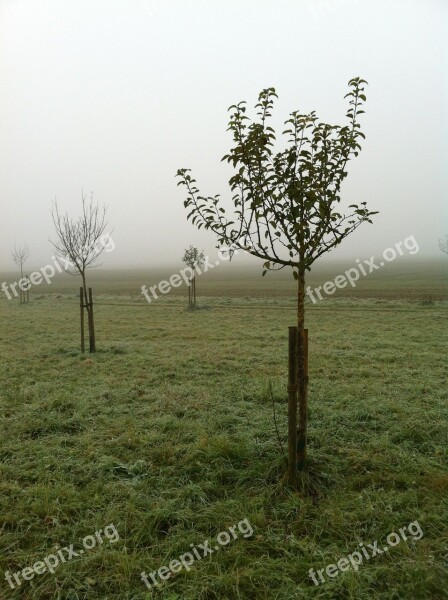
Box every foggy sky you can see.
[0,0,447,271]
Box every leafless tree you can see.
[11,243,30,303]
[51,191,108,352]
[439,235,448,255]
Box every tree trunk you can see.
[297,269,308,471]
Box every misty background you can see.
[0,0,447,273]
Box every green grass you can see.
[2,257,447,300]
[0,266,447,599]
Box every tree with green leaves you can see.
[439,235,448,256]
[176,77,377,487]
[182,245,205,307]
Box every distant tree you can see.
[11,243,30,304]
[51,192,108,352]
[182,245,205,307]
[439,235,448,255]
[177,78,377,487]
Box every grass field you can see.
[0,263,447,599]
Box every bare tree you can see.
[11,243,30,303]
[51,192,108,352]
[439,235,448,255]
[177,78,377,487]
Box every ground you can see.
[0,262,447,599]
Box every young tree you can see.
[439,235,448,255]
[176,78,377,487]
[182,245,205,307]
[11,243,30,304]
[51,192,108,353]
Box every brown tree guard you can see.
[296,271,308,472]
[288,326,298,487]
[297,328,309,471]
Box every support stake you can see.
[288,326,298,487]
[80,287,85,353]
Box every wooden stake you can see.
[80,287,85,353]
[297,328,309,470]
[288,326,298,487]
[88,287,96,353]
